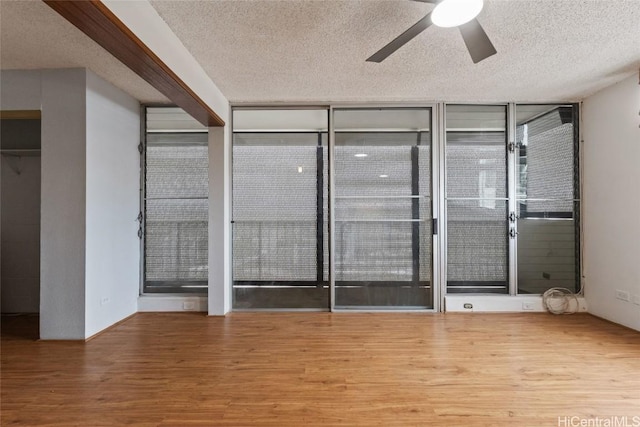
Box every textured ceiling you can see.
[2,0,639,107]
[151,0,640,103]
[0,0,168,104]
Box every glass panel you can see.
[144,107,208,294]
[446,200,508,293]
[446,105,507,199]
[232,135,319,282]
[232,109,329,309]
[516,216,577,294]
[516,105,579,294]
[445,105,508,293]
[145,198,208,290]
[334,109,432,309]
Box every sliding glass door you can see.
[333,108,434,309]
[232,109,329,309]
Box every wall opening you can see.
[1,113,42,330]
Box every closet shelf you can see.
[1,149,41,157]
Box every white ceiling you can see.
[150,0,640,103]
[0,0,168,104]
[1,0,639,107]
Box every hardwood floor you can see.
[1,312,639,426]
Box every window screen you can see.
[447,199,508,284]
[516,106,576,217]
[232,134,321,282]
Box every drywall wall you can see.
[39,69,88,339]
[1,119,41,313]
[0,71,42,111]
[1,68,141,338]
[84,70,139,337]
[208,124,231,315]
[582,73,640,331]
[1,69,86,337]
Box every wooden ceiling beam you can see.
[43,0,225,127]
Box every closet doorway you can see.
[1,111,41,320]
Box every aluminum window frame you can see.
[330,105,439,312]
[442,103,511,296]
[139,101,583,309]
[513,103,581,295]
[230,106,331,311]
[140,104,210,296]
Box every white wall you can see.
[1,68,141,339]
[582,73,640,331]
[40,69,88,339]
[208,124,232,315]
[0,71,42,111]
[84,70,140,337]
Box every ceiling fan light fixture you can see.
[431,0,484,28]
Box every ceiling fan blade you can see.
[367,13,433,63]
[458,18,497,63]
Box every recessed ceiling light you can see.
[354,153,368,158]
[431,0,484,28]
[379,174,389,178]
[297,166,303,173]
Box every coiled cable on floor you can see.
[542,287,579,315]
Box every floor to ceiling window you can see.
[515,104,580,294]
[143,107,208,293]
[232,109,329,309]
[333,108,434,309]
[224,103,581,310]
[443,103,580,296]
[445,105,509,294]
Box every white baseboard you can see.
[137,295,208,312]
[445,294,588,313]
[136,294,587,314]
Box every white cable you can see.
[542,287,579,315]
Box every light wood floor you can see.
[1,312,639,426]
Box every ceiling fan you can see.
[367,0,497,64]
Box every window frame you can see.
[140,105,209,295]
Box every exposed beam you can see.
[43,0,224,127]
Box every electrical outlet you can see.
[522,302,536,311]
[182,301,196,311]
[100,297,110,306]
[632,295,640,306]
[463,303,473,309]
[615,290,630,302]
